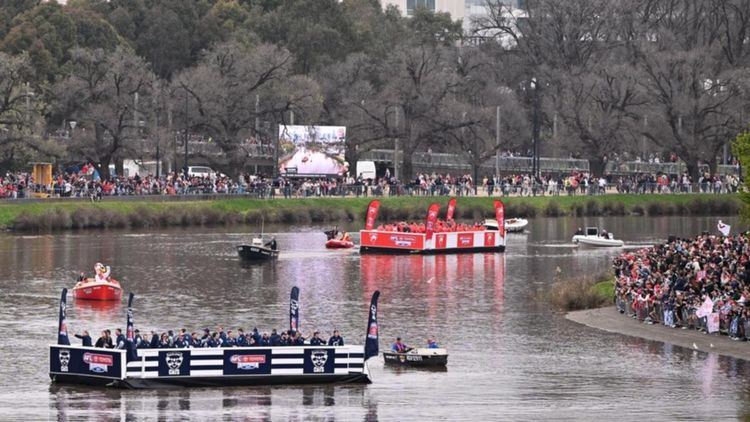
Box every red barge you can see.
[359,199,506,254]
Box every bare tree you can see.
[54,47,156,179]
[174,40,322,176]
[632,0,749,180]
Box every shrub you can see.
[543,201,564,217]
[585,200,601,216]
[546,274,612,311]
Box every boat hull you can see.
[325,240,354,249]
[72,280,122,301]
[50,344,370,389]
[237,245,279,261]
[382,351,448,367]
[359,230,505,255]
[572,236,624,247]
[504,219,528,233]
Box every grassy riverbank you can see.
[0,193,741,231]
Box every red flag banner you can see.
[494,200,505,238]
[364,200,381,230]
[446,197,457,221]
[425,203,441,240]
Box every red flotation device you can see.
[326,239,354,249]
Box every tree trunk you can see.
[589,156,605,178]
[401,152,414,183]
[473,160,480,195]
[685,159,700,185]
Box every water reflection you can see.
[50,384,373,420]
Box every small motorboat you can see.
[324,228,354,249]
[326,239,354,249]
[72,278,122,301]
[238,237,279,261]
[572,227,624,247]
[382,348,448,367]
[505,218,528,233]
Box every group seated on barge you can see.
[50,287,380,389]
[359,198,506,254]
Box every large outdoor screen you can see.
[278,125,348,176]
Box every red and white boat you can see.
[72,278,122,301]
[359,198,506,254]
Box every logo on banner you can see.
[436,234,446,248]
[391,235,414,247]
[484,232,495,246]
[166,352,184,375]
[230,354,266,370]
[399,355,406,363]
[369,233,378,242]
[59,350,70,372]
[458,233,473,247]
[290,299,299,329]
[311,350,328,373]
[83,352,113,373]
[368,304,378,339]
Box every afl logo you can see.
[230,354,266,370]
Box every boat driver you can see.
[427,338,439,349]
[575,227,583,236]
[391,337,409,353]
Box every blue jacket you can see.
[237,334,248,347]
[270,334,281,346]
[115,334,126,349]
[327,336,344,346]
[310,337,325,346]
[75,334,92,347]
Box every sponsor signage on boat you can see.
[457,233,474,248]
[360,231,425,250]
[225,350,271,375]
[303,349,335,374]
[50,346,124,379]
[484,231,495,247]
[159,350,191,377]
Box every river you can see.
[1,215,749,420]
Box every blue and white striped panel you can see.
[126,346,365,379]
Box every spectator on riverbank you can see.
[612,232,750,340]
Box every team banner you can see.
[364,290,380,361]
[494,200,505,238]
[446,197,457,221]
[364,200,381,230]
[58,289,70,346]
[425,203,441,241]
[50,346,124,378]
[290,286,300,332]
[718,220,731,236]
[125,293,137,361]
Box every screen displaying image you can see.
[278,125,348,176]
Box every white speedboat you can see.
[572,227,624,247]
[505,218,528,233]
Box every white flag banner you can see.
[696,297,714,319]
[717,220,730,236]
[707,312,720,334]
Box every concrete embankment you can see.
[567,306,750,361]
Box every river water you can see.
[1,215,749,421]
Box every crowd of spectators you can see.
[0,165,742,200]
[613,232,750,340]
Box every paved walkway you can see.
[566,306,750,361]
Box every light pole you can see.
[530,78,541,179]
[183,89,189,179]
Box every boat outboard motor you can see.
[364,290,381,361]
